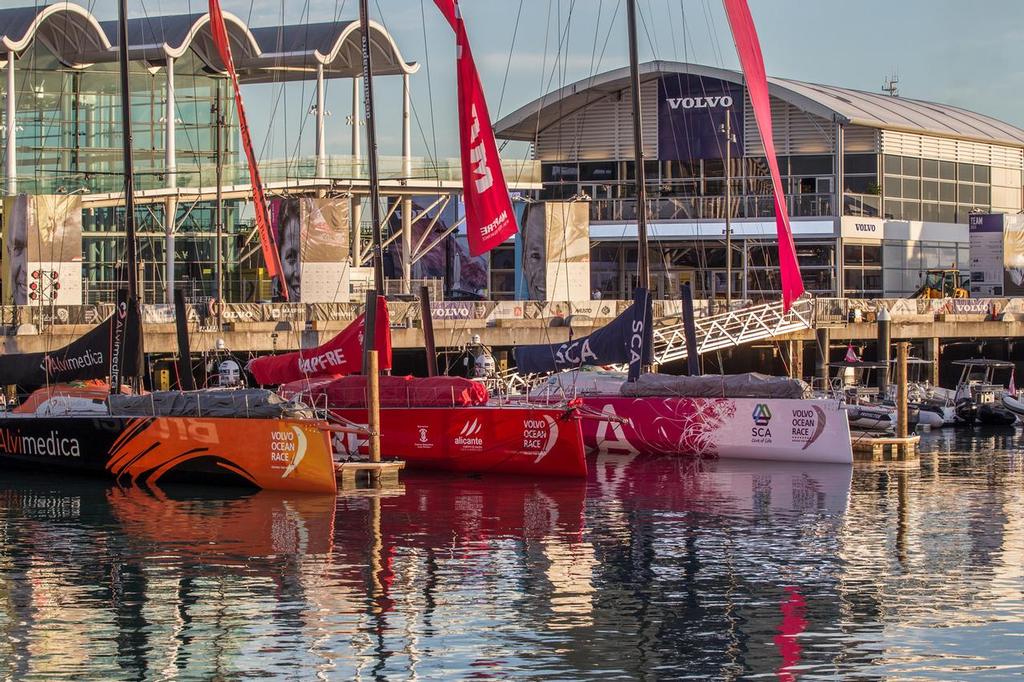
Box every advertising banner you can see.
[519,201,591,301]
[3,194,83,306]
[969,213,1003,296]
[270,197,349,303]
[1003,214,1024,296]
[657,74,743,161]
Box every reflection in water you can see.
[0,428,1021,679]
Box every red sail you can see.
[208,0,287,298]
[247,296,392,384]
[434,0,518,256]
[722,0,804,311]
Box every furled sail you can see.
[247,296,391,384]
[514,289,653,375]
[0,303,142,386]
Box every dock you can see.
[852,433,920,461]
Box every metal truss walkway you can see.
[652,296,814,365]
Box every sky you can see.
[46,0,1024,164]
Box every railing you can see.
[652,297,815,365]
[589,194,834,222]
[6,155,542,196]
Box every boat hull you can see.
[578,396,853,464]
[331,405,587,478]
[0,416,338,494]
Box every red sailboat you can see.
[243,0,586,479]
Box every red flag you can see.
[434,0,517,256]
[208,0,287,299]
[247,296,391,384]
[722,0,804,311]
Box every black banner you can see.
[514,290,654,375]
[0,299,142,387]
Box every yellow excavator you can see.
[912,269,969,298]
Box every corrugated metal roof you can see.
[495,60,1024,149]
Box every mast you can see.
[214,80,224,329]
[359,0,385,292]
[626,0,649,291]
[117,0,138,301]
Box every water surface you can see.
[0,429,1021,679]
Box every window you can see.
[845,154,877,175]
[922,159,939,178]
[790,155,832,175]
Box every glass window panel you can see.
[902,157,920,176]
[862,244,882,265]
[790,155,833,175]
[844,244,863,265]
[975,165,990,184]
[937,203,954,223]
[939,161,956,180]
[845,154,878,175]
[863,269,883,291]
[902,201,921,221]
[922,202,940,222]
[845,176,879,194]
[922,180,939,201]
[958,163,974,182]
[884,154,902,175]
[938,246,958,269]
[959,184,974,204]
[844,269,864,291]
[579,162,617,181]
[884,242,905,268]
[975,185,990,206]
[903,178,920,199]
[922,159,939,178]
[939,181,956,203]
[885,176,903,198]
[884,199,902,220]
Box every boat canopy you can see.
[619,372,808,399]
[952,359,1015,368]
[108,389,314,419]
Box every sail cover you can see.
[515,291,653,375]
[434,0,518,256]
[0,305,142,386]
[208,0,286,297]
[247,296,391,385]
[722,0,804,311]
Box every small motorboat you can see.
[951,359,1017,427]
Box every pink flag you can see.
[722,0,804,311]
[434,0,518,256]
[1010,368,1017,397]
[209,0,287,298]
[844,344,859,363]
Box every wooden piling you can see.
[897,341,908,439]
[368,349,381,463]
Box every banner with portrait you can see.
[3,194,83,306]
[270,197,350,303]
[518,201,590,301]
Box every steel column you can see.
[401,73,412,294]
[5,54,16,195]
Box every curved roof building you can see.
[0,3,417,77]
[496,61,1024,299]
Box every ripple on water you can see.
[0,431,1021,678]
